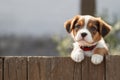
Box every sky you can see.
[0,0,120,37]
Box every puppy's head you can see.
[64,15,112,45]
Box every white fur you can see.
[71,43,84,62]
[91,54,103,64]
[75,29,93,43]
[71,49,84,62]
[75,15,94,43]
[70,15,108,64]
[71,37,107,64]
[84,51,93,57]
[96,38,108,50]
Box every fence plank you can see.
[50,57,80,80]
[4,57,27,80]
[73,61,82,80]
[106,56,120,80]
[1,56,120,80]
[0,58,3,80]
[82,57,105,80]
[28,57,41,80]
[28,57,82,80]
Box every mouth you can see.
[76,39,96,46]
[75,39,97,51]
[80,44,97,51]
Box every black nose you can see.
[81,33,87,37]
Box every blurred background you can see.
[0,0,120,56]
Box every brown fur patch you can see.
[72,18,85,36]
[77,18,85,27]
[93,32,102,42]
[64,19,72,33]
[87,19,102,42]
[98,18,112,37]
[94,48,108,55]
[72,29,77,37]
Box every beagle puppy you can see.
[64,15,111,64]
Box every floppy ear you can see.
[64,15,80,33]
[64,19,72,33]
[98,19,112,37]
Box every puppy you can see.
[64,15,111,64]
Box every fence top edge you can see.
[0,55,120,58]
[0,56,69,59]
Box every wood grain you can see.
[4,57,27,80]
[28,57,76,80]
[0,56,120,80]
[82,57,105,80]
[106,55,120,80]
[0,58,3,80]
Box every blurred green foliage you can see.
[52,36,73,56]
[100,11,120,55]
[53,14,120,56]
[106,21,120,55]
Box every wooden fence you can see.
[0,55,120,80]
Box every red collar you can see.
[80,44,97,51]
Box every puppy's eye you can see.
[90,26,97,31]
[74,24,81,29]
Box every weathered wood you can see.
[0,56,120,80]
[49,57,74,80]
[82,57,105,80]
[73,61,82,80]
[28,57,41,80]
[4,57,27,80]
[106,56,120,80]
[0,58,3,80]
[28,57,76,80]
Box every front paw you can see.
[71,49,84,62]
[91,54,103,64]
